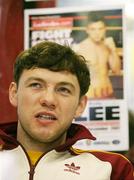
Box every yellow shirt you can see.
[28,151,43,165]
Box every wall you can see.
[0,0,24,123]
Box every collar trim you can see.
[0,122,96,151]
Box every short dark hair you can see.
[14,41,90,97]
[88,11,105,25]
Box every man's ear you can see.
[74,95,88,118]
[9,82,18,107]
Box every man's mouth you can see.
[35,113,57,121]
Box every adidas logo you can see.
[64,162,80,175]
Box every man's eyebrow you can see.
[58,82,76,90]
[25,77,44,84]
[25,78,76,90]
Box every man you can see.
[0,41,133,180]
[73,12,121,99]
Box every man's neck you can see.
[88,37,104,46]
[17,124,67,153]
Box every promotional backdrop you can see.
[24,5,128,151]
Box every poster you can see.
[24,5,129,151]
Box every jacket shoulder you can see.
[70,147,134,180]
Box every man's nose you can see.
[39,89,56,110]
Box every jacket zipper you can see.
[20,144,48,180]
[28,165,35,180]
[18,144,36,180]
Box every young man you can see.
[0,41,133,180]
[73,12,121,99]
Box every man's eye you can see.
[30,83,42,89]
[58,87,71,95]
